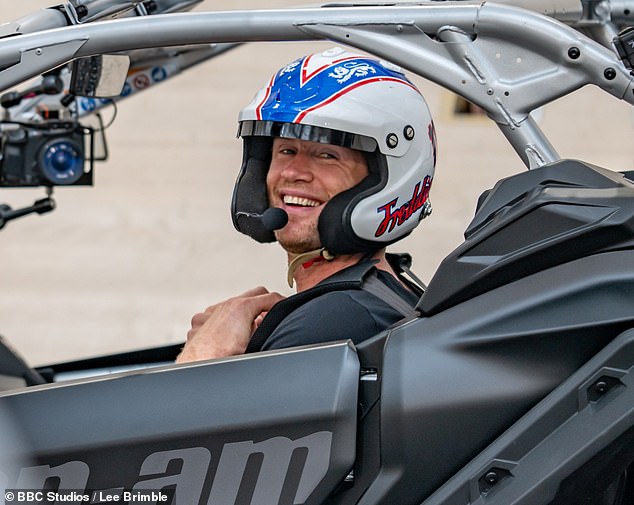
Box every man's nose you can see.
[279,153,315,181]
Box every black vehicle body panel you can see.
[336,160,634,504]
[0,343,359,504]
[364,249,634,504]
[422,159,634,315]
[423,327,634,505]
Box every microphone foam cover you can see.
[261,207,288,231]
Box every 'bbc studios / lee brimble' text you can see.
[4,490,170,503]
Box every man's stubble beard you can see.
[275,218,322,254]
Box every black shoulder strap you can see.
[386,252,427,297]
[246,261,373,353]
[246,259,419,353]
[362,270,419,317]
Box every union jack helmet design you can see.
[232,47,436,254]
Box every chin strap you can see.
[287,247,335,288]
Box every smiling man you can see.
[176,48,437,362]
[267,137,373,292]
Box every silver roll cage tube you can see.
[0,0,205,34]
[494,0,634,48]
[1,1,633,169]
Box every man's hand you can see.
[176,287,285,363]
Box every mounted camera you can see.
[0,121,92,187]
[0,55,127,227]
[0,55,127,189]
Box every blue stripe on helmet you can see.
[255,55,414,123]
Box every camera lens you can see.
[39,138,84,185]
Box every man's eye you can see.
[318,152,337,160]
[279,148,296,155]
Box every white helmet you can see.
[232,47,436,255]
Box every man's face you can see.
[266,137,369,254]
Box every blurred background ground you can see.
[1,1,633,365]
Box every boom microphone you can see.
[235,207,288,231]
[261,207,289,231]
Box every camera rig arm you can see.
[0,0,204,37]
[0,0,240,129]
[0,192,55,230]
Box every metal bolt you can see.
[568,47,581,59]
[487,88,494,95]
[35,48,42,56]
[485,471,499,485]
[403,125,415,140]
[145,1,158,14]
[604,67,617,80]
[420,201,432,220]
[595,380,608,394]
[386,133,399,149]
[76,5,88,20]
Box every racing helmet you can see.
[232,47,436,255]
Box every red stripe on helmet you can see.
[255,75,276,120]
[300,55,362,86]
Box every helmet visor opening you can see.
[238,120,377,153]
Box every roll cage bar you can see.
[1,1,633,169]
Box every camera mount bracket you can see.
[0,191,56,229]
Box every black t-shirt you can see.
[258,266,419,351]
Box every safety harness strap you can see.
[362,271,419,318]
[246,256,420,353]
